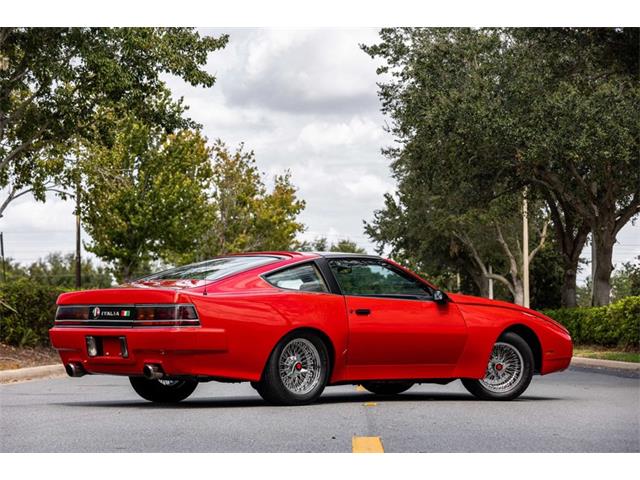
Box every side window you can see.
[328,259,431,298]
[265,263,329,293]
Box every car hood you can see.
[448,293,533,313]
[447,293,569,333]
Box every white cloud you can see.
[296,116,383,151]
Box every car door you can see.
[327,258,467,378]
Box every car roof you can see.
[239,251,383,260]
[308,251,382,260]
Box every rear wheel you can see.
[129,376,198,403]
[361,381,414,395]
[256,331,329,406]
[461,332,534,400]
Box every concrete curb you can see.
[571,356,640,372]
[0,364,66,384]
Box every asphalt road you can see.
[1,367,638,452]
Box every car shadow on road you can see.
[53,391,561,409]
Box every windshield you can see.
[138,256,281,282]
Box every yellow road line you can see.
[363,402,377,406]
[355,385,366,392]
[352,436,384,453]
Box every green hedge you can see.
[0,279,68,347]
[543,296,640,349]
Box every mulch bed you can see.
[0,342,60,370]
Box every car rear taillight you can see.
[54,304,200,327]
[55,306,89,321]
[135,305,200,326]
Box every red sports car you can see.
[50,252,572,405]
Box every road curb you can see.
[0,364,66,384]
[571,356,640,372]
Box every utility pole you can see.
[590,234,596,306]
[488,264,494,299]
[522,188,530,308]
[75,180,81,289]
[0,232,6,283]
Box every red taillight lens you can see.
[177,305,198,320]
[136,306,177,320]
[55,306,89,321]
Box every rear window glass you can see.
[265,263,329,293]
[138,256,281,281]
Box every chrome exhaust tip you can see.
[65,363,86,377]
[143,364,164,380]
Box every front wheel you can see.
[129,377,198,403]
[361,381,414,395]
[462,332,534,401]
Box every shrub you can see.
[0,279,68,347]
[543,296,640,349]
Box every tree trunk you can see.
[592,225,615,306]
[512,278,524,306]
[542,191,589,308]
[469,268,490,297]
[561,267,578,308]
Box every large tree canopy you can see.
[187,140,306,262]
[79,114,214,282]
[0,27,228,217]
[363,28,639,306]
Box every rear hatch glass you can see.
[135,255,281,283]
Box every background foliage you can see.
[543,296,640,349]
[0,279,67,347]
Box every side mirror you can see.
[433,290,449,304]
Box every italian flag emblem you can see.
[120,310,131,317]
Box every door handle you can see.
[354,309,371,316]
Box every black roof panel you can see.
[308,251,382,259]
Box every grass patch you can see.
[573,346,640,363]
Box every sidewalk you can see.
[570,356,640,374]
[0,364,65,384]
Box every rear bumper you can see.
[49,326,228,377]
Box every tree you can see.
[80,115,214,282]
[611,256,640,301]
[0,27,228,218]
[529,240,566,310]
[298,237,367,253]
[363,28,639,306]
[508,28,640,305]
[186,141,306,261]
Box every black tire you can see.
[361,381,414,395]
[256,331,329,406]
[461,332,534,401]
[129,376,198,403]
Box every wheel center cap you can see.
[495,363,503,371]
[295,362,302,371]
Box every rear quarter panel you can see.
[187,287,349,382]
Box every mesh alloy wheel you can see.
[278,338,322,395]
[256,331,329,406]
[479,342,524,394]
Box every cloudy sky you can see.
[1,28,638,282]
